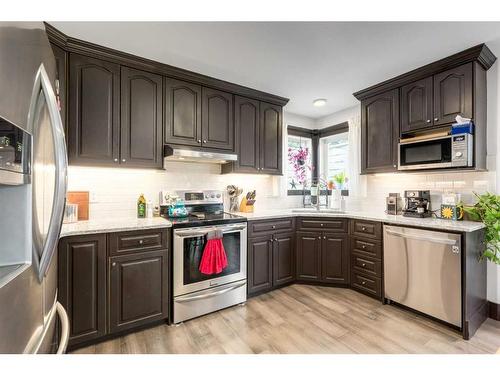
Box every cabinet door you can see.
[51,44,67,136]
[233,95,260,172]
[58,234,107,347]
[201,87,234,150]
[361,88,399,173]
[401,77,433,133]
[248,235,273,295]
[321,234,349,284]
[296,231,321,281]
[433,63,473,126]
[259,102,283,175]
[273,232,295,286]
[120,67,163,168]
[164,78,202,147]
[68,53,120,166]
[109,250,168,333]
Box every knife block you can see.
[239,197,255,213]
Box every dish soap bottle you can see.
[137,194,146,218]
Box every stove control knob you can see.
[205,194,210,199]
[455,151,463,158]
[210,194,215,198]
[216,193,221,198]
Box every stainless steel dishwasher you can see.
[383,225,462,327]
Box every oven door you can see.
[398,136,452,170]
[173,223,247,297]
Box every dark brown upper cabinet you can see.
[120,67,163,168]
[164,78,202,147]
[433,63,473,126]
[259,102,283,175]
[58,234,107,347]
[401,77,433,133]
[321,234,349,285]
[361,88,399,173]
[68,53,120,166]
[201,87,234,150]
[222,96,260,174]
[109,250,169,333]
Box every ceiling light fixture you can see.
[313,98,327,107]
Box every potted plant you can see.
[332,171,348,191]
[463,192,500,264]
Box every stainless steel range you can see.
[162,190,247,324]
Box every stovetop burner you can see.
[159,189,247,228]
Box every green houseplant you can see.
[463,192,500,264]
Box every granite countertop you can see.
[237,209,485,233]
[60,217,172,237]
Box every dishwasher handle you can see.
[385,228,459,246]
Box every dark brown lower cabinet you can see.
[296,231,322,282]
[109,250,169,333]
[58,234,107,347]
[321,234,349,284]
[273,232,295,286]
[248,235,273,295]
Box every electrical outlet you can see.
[89,192,97,203]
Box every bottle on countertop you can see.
[137,194,146,218]
[146,200,153,218]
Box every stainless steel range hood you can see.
[163,145,237,164]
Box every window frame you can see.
[286,122,348,196]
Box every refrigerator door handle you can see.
[28,64,68,281]
[55,302,69,354]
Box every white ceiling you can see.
[51,22,500,119]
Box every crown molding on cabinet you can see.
[353,43,497,100]
[44,22,290,107]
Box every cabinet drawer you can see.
[248,218,294,237]
[109,229,169,255]
[351,253,382,277]
[351,237,382,259]
[351,270,382,298]
[350,219,382,239]
[297,218,348,232]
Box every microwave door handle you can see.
[28,64,68,282]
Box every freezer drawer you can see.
[383,225,462,327]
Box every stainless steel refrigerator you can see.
[0,22,69,354]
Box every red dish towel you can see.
[199,229,228,275]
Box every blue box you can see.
[451,122,474,135]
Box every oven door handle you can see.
[175,225,247,238]
[175,280,247,302]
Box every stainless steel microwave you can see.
[398,133,473,171]
[0,116,31,185]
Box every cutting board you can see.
[67,191,89,221]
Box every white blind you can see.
[320,132,349,182]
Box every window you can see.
[320,132,349,186]
[287,134,312,193]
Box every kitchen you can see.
[1,4,500,371]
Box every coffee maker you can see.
[402,190,431,218]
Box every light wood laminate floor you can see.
[72,285,500,354]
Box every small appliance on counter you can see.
[386,193,403,215]
[63,203,79,224]
[402,190,431,218]
[440,192,463,220]
[226,185,243,212]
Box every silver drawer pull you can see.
[139,239,144,244]
[361,281,366,285]
[361,226,366,231]
[320,223,324,227]
[362,263,366,267]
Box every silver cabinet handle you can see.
[318,236,321,239]
[114,158,118,162]
[122,159,126,162]
[197,139,202,143]
[434,118,439,121]
[203,140,207,143]
[361,281,366,285]
[175,280,246,302]
[361,226,366,231]
[28,64,68,282]
[56,302,69,354]
[272,225,276,229]
[320,223,324,227]
[323,236,326,239]
[112,262,116,267]
[426,119,431,123]
[385,229,458,246]
[362,263,366,267]
[139,239,144,244]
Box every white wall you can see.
[314,105,358,129]
[283,111,316,129]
